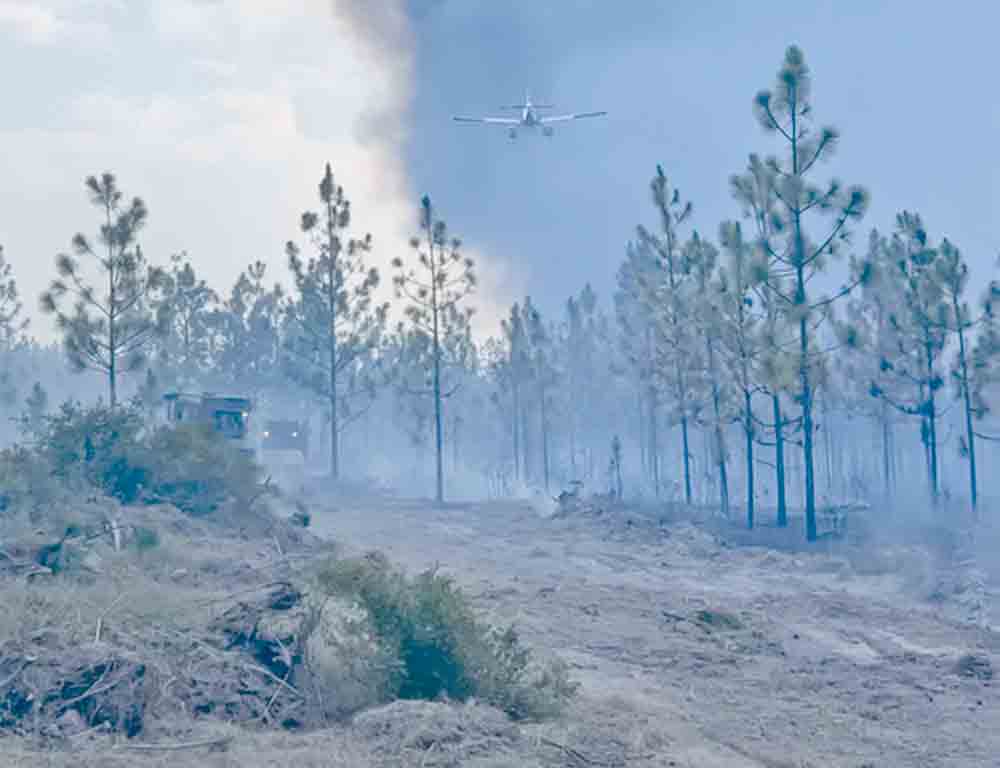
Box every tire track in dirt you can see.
[316,497,999,767]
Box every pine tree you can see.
[209,261,285,398]
[500,302,531,483]
[731,154,798,526]
[562,285,605,484]
[157,252,218,387]
[0,245,27,350]
[392,195,476,504]
[869,212,948,504]
[41,173,167,407]
[937,239,998,517]
[24,381,48,434]
[285,164,388,480]
[615,240,663,493]
[845,229,903,502]
[687,232,732,518]
[966,278,1000,500]
[0,245,28,413]
[639,166,698,503]
[717,220,766,527]
[524,299,559,492]
[750,47,869,540]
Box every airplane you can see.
[452,89,606,140]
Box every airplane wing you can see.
[539,111,607,124]
[453,116,520,125]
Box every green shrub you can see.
[131,526,160,553]
[318,555,576,720]
[34,400,147,501]
[12,400,263,515]
[0,444,69,514]
[139,424,261,515]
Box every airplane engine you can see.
[508,127,517,140]
[543,126,554,137]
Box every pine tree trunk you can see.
[773,394,788,527]
[649,392,660,497]
[433,311,444,505]
[681,416,692,504]
[745,391,754,529]
[924,338,939,505]
[881,401,892,500]
[799,304,818,542]
[107,204,118,409]
[512,380,521,483]
[638,388,647,480]
[326,200,341,480]
[708,340,729,518]
[823,399,834,496]
[955,314,978,517]
[540,385,550,492]
[521,402,531,486]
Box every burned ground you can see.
[1,489,997,766]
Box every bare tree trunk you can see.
[881,401,892,501]
[773,394,788,527]
[649,392,660,497]
[681,416,692,504]
[512,381,521,483]
[540,385,550,492]
[955,312,978,517]
[638,388,647,480]
[744,391,754,529]
[798,303,818,541]
[924,339,939,505]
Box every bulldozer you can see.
[162,392,255,457]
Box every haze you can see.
[1,1,996,339]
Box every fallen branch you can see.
[114,735,233,752]
[57,666,127,711]
[0,658,35,689]
[243,662,302,698]
[95,591,130,643]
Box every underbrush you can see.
[0,400,263,516]
[0,504,573,750]
[0,400,575,753]
[318,554,577,721]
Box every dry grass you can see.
[4,726,376,767]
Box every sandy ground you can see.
[311,496,1000,768]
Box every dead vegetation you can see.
[0,451,575,764]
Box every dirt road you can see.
[314,495,998,767]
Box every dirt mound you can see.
[0,491,339,743]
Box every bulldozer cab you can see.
[162,392,254,455]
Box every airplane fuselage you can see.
[452,89,604,140]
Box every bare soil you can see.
[4,491,997,766]
[311,495,999,767]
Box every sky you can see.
[1,1,998,344]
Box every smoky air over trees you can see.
[0,4,999,765]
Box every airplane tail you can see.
[499,89,553,110]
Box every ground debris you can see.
[352,699,521,767]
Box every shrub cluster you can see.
[0,400,262,515]
[318,554,577,721]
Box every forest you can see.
[1,46,998,543]
[2,38,998,767]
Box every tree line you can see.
[1,46,998,536]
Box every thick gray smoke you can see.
[336,2,999,324]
